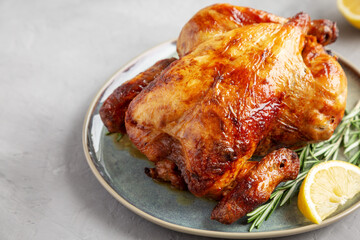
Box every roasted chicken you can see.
[100,4,347,224]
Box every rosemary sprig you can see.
[105,132,124,142]
[247,100,360,231]
[116,133,123,142]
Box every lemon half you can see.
[298,160,360,224]
[338,0,360,29]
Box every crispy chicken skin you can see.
[145,159,187,190]
[99,58,176,133]
[177,4,346,155]
[211,148,299,224]
[255,34,346,155]
[177,4,286,57]
[100,4,347,224]
[177,4,338,57]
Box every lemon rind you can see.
[302,160,360,224]
[337,0,360,20]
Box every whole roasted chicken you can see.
[100,4,347,224]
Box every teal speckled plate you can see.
[82,40,360,239]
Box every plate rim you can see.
[82,39,360,239]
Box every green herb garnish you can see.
[116,133,123,142]
[247,100,360,231]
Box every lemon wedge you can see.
[338,0,360,29]
[298,160,360,224]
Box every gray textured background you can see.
[1,0,360,239]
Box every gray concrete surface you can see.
[1,0,360,239]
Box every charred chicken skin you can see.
[99,4,347,224]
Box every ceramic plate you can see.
[82,40,360,239]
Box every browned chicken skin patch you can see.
[99,4,347,224]
[211,148,299,224]
[99,58,176,133]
